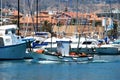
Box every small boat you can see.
[0,25,28,59]
[95,44,119,55]
[31,38,93,62]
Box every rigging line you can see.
[23,0,30,37]
[104,1,108,37]
[117,0,120,28]
[109,0,114,37]
[78,1,84,48]
[64,0,69,33]
[77,0,87,52]
[109,0,112,18]
[75,0,79,34]
[76,0,81,52]
[22,0,27,36]
[27,0,36,33]
[4,0,6,24]
[117,0,120,38]
[1,0,2,26]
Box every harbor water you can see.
[0,55,120,80]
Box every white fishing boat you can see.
[31,38,93,62]
[0,25,28,59]
[112,39,120,51]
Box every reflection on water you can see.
[0,55,120,80]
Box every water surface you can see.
[0,55,120,80]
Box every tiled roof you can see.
[19,11,104,24]
[11,10,23,16]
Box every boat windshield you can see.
[82,41,92,45]
[5,28,16,34]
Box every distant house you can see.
[0,8,14,24]
[19,11,56,36]
[8,10,23,21]
[18,11,105,38]
[55,12,72,25]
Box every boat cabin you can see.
[56,38,71,56]
[0,25,18,35]
[0,36,12,47]
[0,25,22,47]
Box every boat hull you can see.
[0,43,27,60]
[31,52,92,62]
[46,47,120,55]
[95,47,119,55]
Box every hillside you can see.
[1,0,120,13]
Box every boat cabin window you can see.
[35,32,49,38]
[47,42,56,44]
[82,41,92,45]
[72,42,78,44]
[0,37,4,47]
[5,29,16,34]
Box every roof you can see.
[12,10,23,16]
[0,25,18,30]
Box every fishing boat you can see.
[32,36,120,55]
[0,24,28,59]
[31,38,93,62]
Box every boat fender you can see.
[36,49,44,54]
[69,52,76,56]
[81,52,87,57]
[97,44,101,47]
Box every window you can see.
[0,37,4,47]
[82,41,92,45]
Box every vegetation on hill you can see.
[1,0,119,13]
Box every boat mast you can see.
[75,0,79,37]
[65,0,69,33]
[0,0,2,26]
[1,0,2,26]
[36,0,39,32]
[76,0,81,52]
[117,0,120,37]
[103,1,107,38]
[27,0,36,35]
[17,0,20,35]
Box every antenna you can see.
[0,0,2,26]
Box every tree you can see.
[12,20,18,24]
[107,23,117,39]
[42,20,52,33]
[71,18,76,25]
